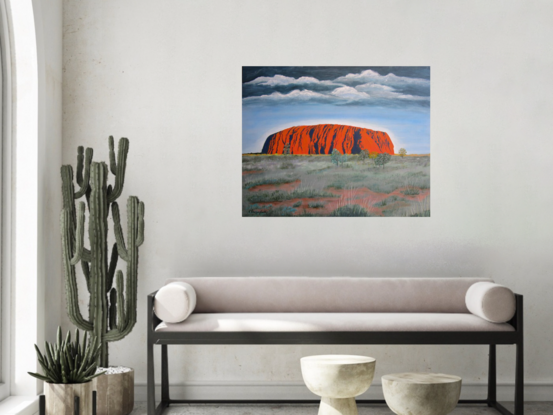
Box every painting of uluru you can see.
[242,66,430,217]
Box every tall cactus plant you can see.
[61,136,145,367]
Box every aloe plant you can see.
[28,327,105,384]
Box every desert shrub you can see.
[374,195,403,207]
[266,206,296,216]
[402,188,421,196]
[293,201,302,208]
[398,148,407,157]
[307,166,332,174]
[244,204,273,216]
[280,162,294,169]
[247,188,339,204]
[330,204,369,217]
[243,177,296,189]
[242,165,263,172]
[308,201,325,208]
[407,196,431,217]
[244,204,296,217]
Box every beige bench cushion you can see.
[155,313,515,333]
[163,277,492,313]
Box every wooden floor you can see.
[131,402,553,415]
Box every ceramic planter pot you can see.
[92,368,134,415]
[44,381,94,415]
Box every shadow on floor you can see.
[131,402,552,415]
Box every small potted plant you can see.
[29,327,104,415]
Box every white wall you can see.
[34,0,63,371]
[62,0,553,400]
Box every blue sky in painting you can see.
[242,67,430,154]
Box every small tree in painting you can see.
[340,152,348,164]
[331,149,342,166]
[398,148,407,157]
[375,153,391,168]
[283,143,291,155]
[359,149,370,163]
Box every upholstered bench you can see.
[147,277,523,415]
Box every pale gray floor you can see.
[131,402,553,415]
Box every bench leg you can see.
[487,344,497,406]
[162,345,170,403]
[515,341,524,415]
[147,340,156,415]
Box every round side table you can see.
[382,372,462,415]
[300,355,376,415]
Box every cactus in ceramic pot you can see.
[61,136,145,367]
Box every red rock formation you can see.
[261,124,394,155]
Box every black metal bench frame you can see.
[147,292,524,415]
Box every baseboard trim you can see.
[134,381,553,402]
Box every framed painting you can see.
[242,66,430,217]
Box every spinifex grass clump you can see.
[61,136,145,367]
[28,327,104,384]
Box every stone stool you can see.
[300,355,376,415]
[382,372,462,415]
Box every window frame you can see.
[0,0,12,400]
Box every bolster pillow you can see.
[154,282,197,323]
[465,282,516,323]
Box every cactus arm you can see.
[112,202,129,261]
[108,135,117,175]
[70,202,86,265]
[61,209,93,331]
[123,196,139,335]
[76,147,84,186]
[106,197,141,342]
[107,137,129,203]
[107,243,118,292]
[136,201,145,247]
[116,270,127,329]
[109,289,117,330]
[81,261,90,292]
[82,248,92,262]
[74,148,93,199]
[61,165,76,224]
[70,202,91,264]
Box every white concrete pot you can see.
[301,355,376,415]
[92,368,134,415]
[382,372,462,415]
[44,381,94,415]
